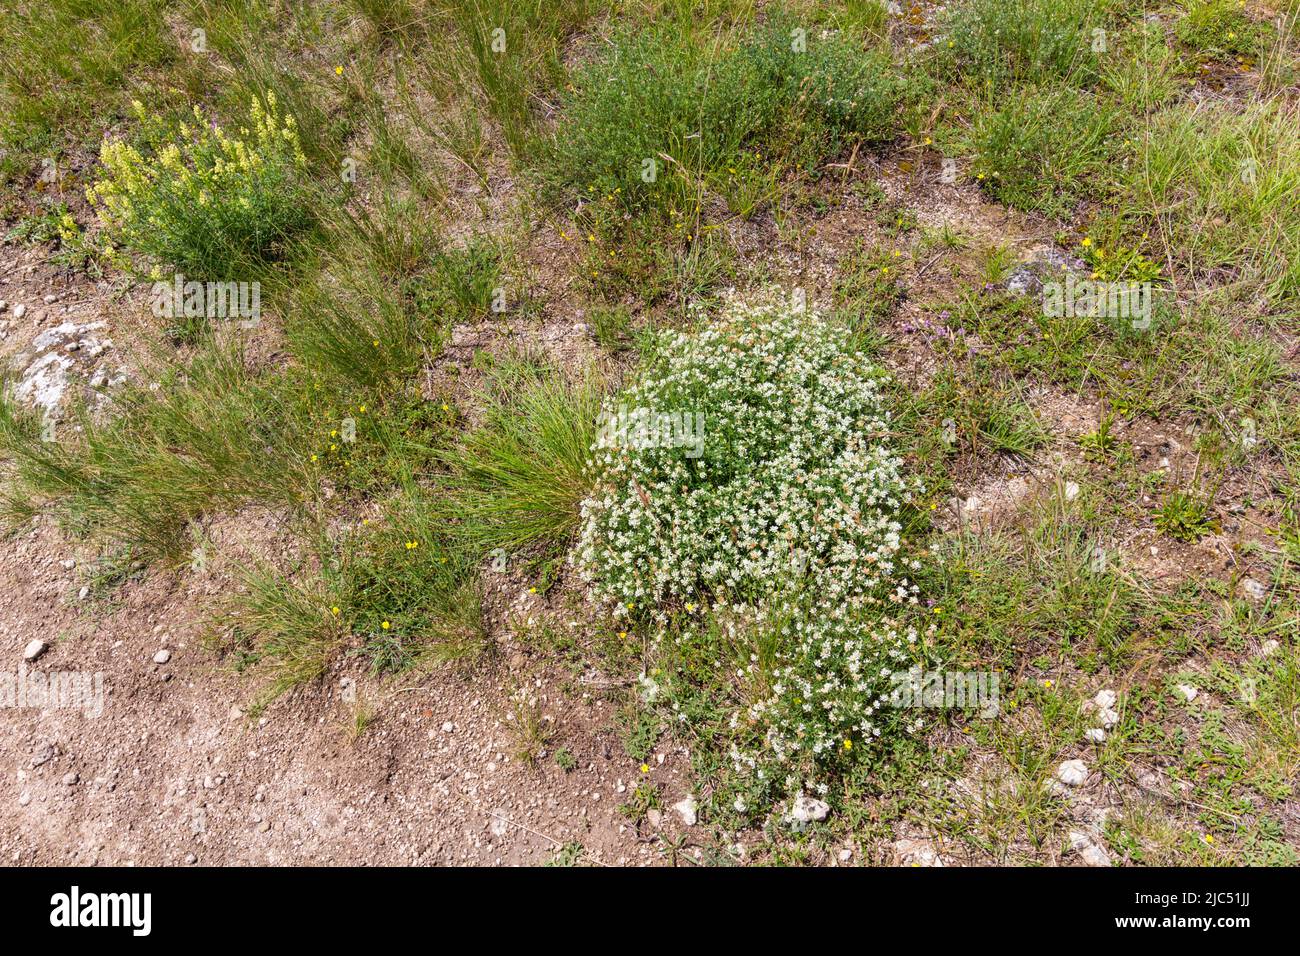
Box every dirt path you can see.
[0,514,698,866]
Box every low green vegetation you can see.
[0,0,1295,866]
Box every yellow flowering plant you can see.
[86,94,311,279]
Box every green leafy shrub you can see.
[934,0,1112,90]
[4,202,102,272]
[576,293,925,787]
[1174,0,1275,61]
[971,86,1116,217]
[543,21,904,216]
[406,238,502,320]
[87,94,312,279]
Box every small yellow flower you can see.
[381,620,391,630]
[331,606,340,615]
[843,739,853,751]
[1081,237,1092,247]
[640,763,649,773]
[685,603,696,612]
[528,587,537,594]
[1204,833,1215,844]
[335,65,344,75]
[618,630,628,639]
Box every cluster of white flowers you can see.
[577,293,925,786]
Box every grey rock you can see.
[790,794,831,823]
[673,794,698,827]
[1057,759,1088,786]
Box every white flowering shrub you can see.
[577,294,925,791]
